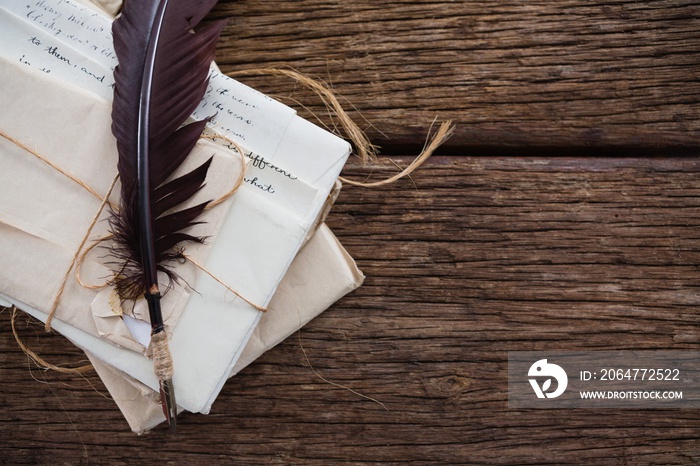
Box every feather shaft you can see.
[110,0,225,430]
[137,0,168,331]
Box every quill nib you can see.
[150,310,177,432]
[160,378,177,432]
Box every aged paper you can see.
[88,224,364,433]
[0,2,351,414]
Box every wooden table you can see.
[2,1,700,464]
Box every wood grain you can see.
[2,157,700,465]
[3,1,700,463]
[208,0,700,151]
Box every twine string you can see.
[10,306,93,374]
[229,67,455,186]
[3,68,454,378]
[200,133,248,210]
[44,174,118,332]
[0,130,114,208]
[183,253,268,313]
[340,118,454,188]
[230,68,380,165]
[150,331,174,381]
[73,138,248,289]
[3,131,262,375]
[75,234,113,290]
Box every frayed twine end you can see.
[229,67,455,186]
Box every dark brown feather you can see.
[109,0,225,302]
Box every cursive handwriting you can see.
[246,153,297,180]
[11,1,117,68]
[215,87,259,109]
[244,177,275,194]
[212,139,298,182]
[80,66,105,83]
[45,45,71,65]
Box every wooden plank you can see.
[2,157,700,464]
[208,0,700,150]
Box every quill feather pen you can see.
[110,0,226,430]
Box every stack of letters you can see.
[0,0,363,433]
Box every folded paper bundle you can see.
[0,0,363,433]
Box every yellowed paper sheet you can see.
[0,25,349,416]
[87,224,364,433]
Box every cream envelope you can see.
[0,4,352,414]
[86,224,363,433]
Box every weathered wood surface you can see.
[3,157,700,465]
[210,0,700,150]
[3,0,700,464]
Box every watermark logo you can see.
[528,359,568,399]
[509,351,695,408]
